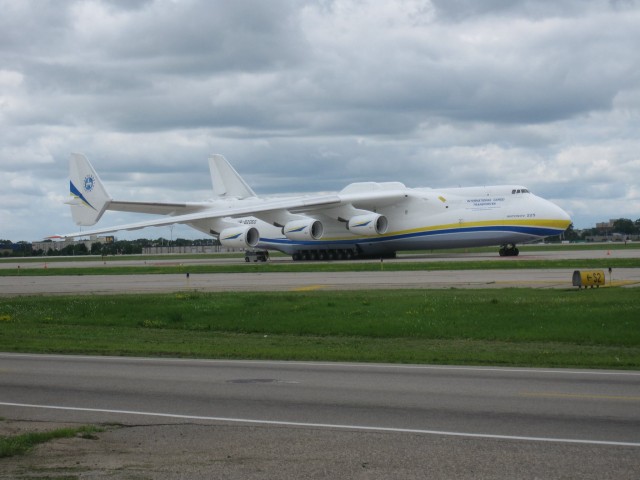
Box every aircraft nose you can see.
[547,199,572,228]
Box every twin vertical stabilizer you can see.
[208,154,256,199]
[66,152,254,227]
[68,153,112,226]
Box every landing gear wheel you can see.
[499,244,519,257]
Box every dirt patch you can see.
[2,420,398,479]
[2,419,639,479]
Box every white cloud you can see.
[1,0,639,241]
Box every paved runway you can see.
[1,354,639,478]
[2,248,639,296]
[2,268,640,295]
[1,246,639,270]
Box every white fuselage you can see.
[61,154,571,258]
[188,184,570,256]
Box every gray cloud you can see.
[1,0,639,241]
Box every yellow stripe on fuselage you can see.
[321,218,570,242]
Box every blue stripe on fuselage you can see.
[262,224,563,246]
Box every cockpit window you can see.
[512,188,530,194]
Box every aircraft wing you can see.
[51,189,407,239]
[108,200,211,216]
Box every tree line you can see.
[0,238,217,257]
[539,218,640,242]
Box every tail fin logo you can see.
[84,175,95,192]
[70,180,96,210]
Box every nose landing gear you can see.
[499,243,519,257]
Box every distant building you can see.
[586,219,638,242]
[142,245,237,254]
[595,220,614,230]
[32,235,114,253]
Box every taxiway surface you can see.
[1,246,639,270]
[2,268,640,295]
[1,248,639,295]
[1,354,639,478]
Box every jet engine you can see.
[283,219,323,241]
[219,226,260,248]
[347,214,388,235]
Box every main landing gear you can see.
[499,243,519,257]
[291,249,397,261]
[291,249,356,261]
[245,250,270,262]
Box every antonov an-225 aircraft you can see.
[54,153,571,259]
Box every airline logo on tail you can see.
[84,175,95,192]
[69,179,97,210]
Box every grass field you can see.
[1,289,638,369]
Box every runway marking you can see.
[521,392,640,402]
[291,285,326,291]
[1,401,639,448]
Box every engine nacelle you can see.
[219,226,260,248]
[347,214,388,235]
[283,219,323,241]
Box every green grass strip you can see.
[0,426,103,458]
[1,289,638,368]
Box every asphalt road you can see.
[1,354,639,478]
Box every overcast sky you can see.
[2,0,639,242]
